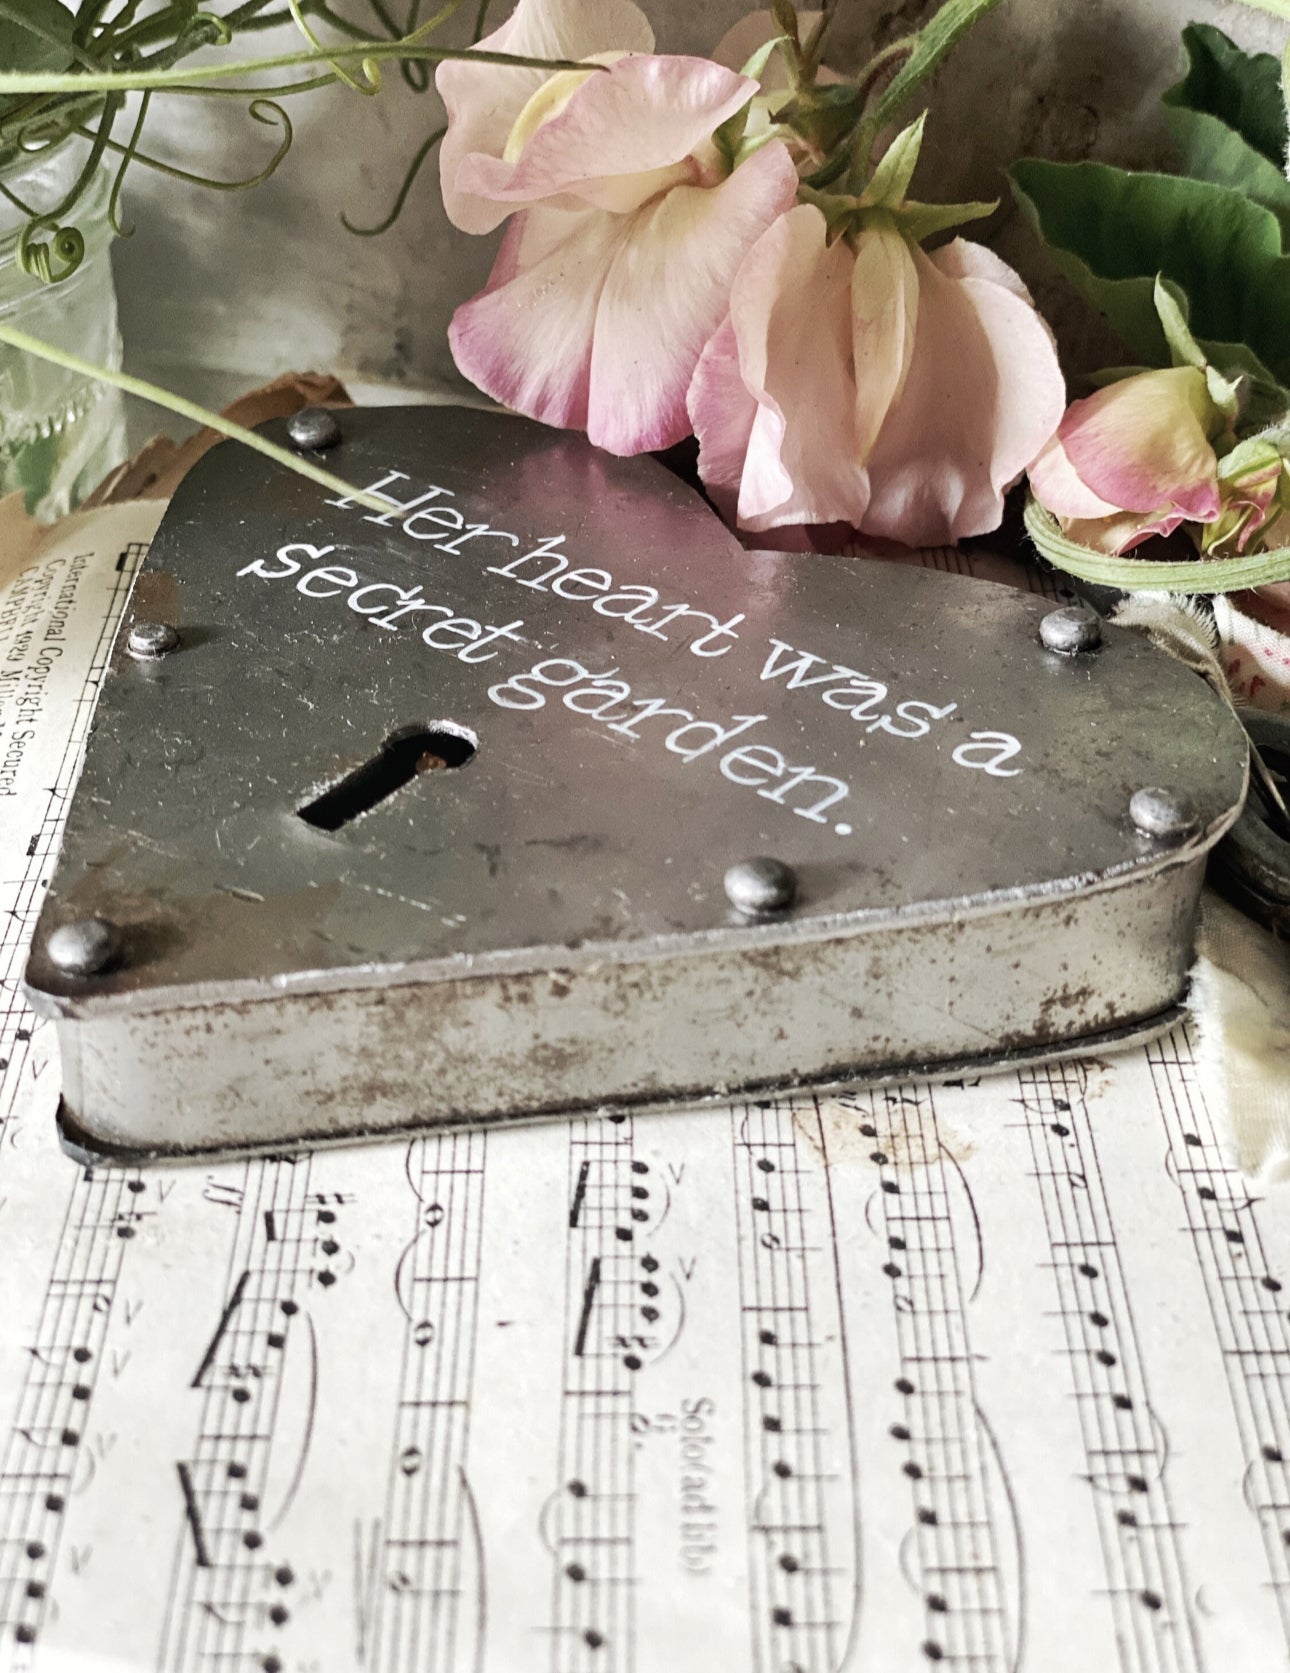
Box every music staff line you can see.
[734,1100,850,1673]
[1147,1027,1290,1654]
[159,1156,327,1673]
[551,1116,642,1673]
[0,543,149,1671]
[838,1084,1017,1673]
[372,1128,487,1673]
[1015,1061,1202,1673]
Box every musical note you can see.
[373,1131,487,1673]
[732,1100,859,1673]
[1015,1061,1201,1671]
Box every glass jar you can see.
[0,139,127,520]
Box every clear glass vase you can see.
[0,141,127,520]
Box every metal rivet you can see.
[1040,605,1103,655]
[1129,787,1199,842]
[724,857,798,916]
[126,620,180,661]
[286,407,342,451]
[46,918,122,977]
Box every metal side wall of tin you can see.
[24,407,1249,1157]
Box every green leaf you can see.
[1153,274,1205,368]
[1197,337,1281,387]
[1164,22,1286,167]
[1086,365,1154,386]
[865,114,925,207]
[1009,157,1290,386]
[712,105,746,170]
[1162,103,1290,241]
[893,196,996,242]
[1192,340,1288,430]
[1284,40,1290,136]
[1217,433,1284,480]
[1160,25,1290,237]
[0,0,74,124]
[739,34,788,84]
[867,0,1005,133]
[715,35,789,168]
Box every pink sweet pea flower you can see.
[1208,440,1290,555]
[688,204,1066,544]
[437,0,656,236]
[1028,366,1230,554]
[437,0,799,455]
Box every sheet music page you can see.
[3,508,1290,1673]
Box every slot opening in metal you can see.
[298,723,477,831]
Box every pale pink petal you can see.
[931,235,1037,305]
[437,0,654,234]
[1059,366,1221,520]
[586,141,798,452]
[1120,509,1192,549]
[448,206,621,429]
[717,204,870,529]
[688,314,757,495]
[1028,432,1121,520]
[1064,507,1190,554]
[461,150,697,218]
[1230,468,1283,550]
[456,55,757,218]
[849,218,918,463]
[448,142,797,452]
[859,239,1067,544]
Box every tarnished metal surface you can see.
[1211,709,1290,937]
[23,406,1248,1157]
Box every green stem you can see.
[220,0,285,25]
[74,0,116,40]
[222,7,295,29]
[160,73,336,95]
[305,0,377,39]
[1024,495,1290,593]
[342,121,443,233]
[79,96,293,191]
[397,0,429,84]
[112,10,220,56]
[101,0,148,33]
[107,87,149,232]
[856,34,916,97]
[0,40,596,93]
[0,322,392,514]
[0,92,62,144]
[364,0,404,37]
[401,0,468,45]
[285,0,375,94]
[866,0,1005,135]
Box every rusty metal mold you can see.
[24,407,1248,1159]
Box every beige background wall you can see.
[113,0,1287,412]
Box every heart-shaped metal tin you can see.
[25,407,1247,1159]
